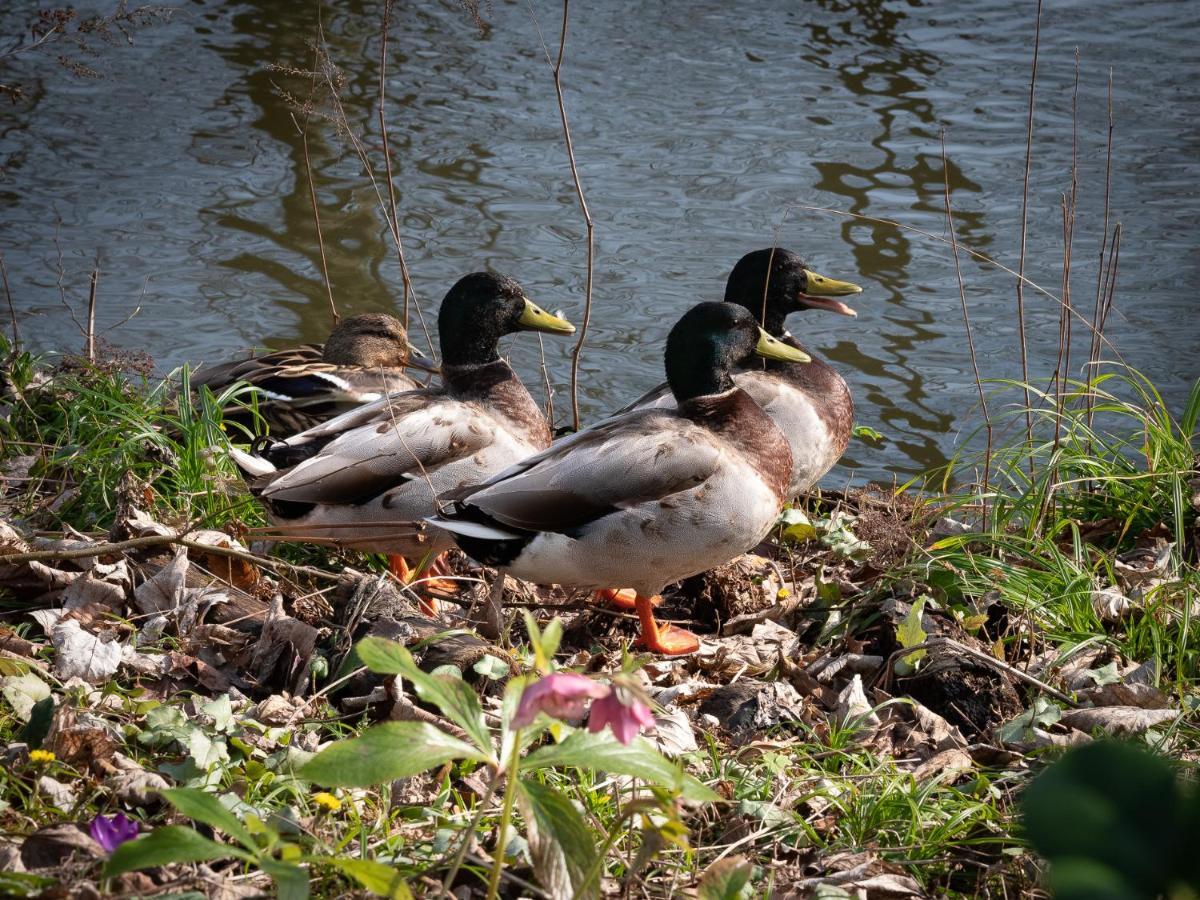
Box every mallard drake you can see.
[229,272,575,585]
[620,248,862,497]
[432,301,810,655]
[195,313,439,437]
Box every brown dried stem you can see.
[376,0,418,331]
[940,132,991,528]
[534,0,594,431]
[1,252,20,347]
[296,40,339,329]
[85,266,98,362]
[1014,0,1043,472]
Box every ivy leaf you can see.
[893,596,928,675]
[778,508,818,544]
[299,722,487,788]
[472,655,510,681]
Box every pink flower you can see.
[512,672,609,728]
[587,691,656,745]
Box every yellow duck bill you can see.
[800,268,863,317]
[755,328,810,364]
[518,297,576,335]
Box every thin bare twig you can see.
[295,63,339,328]
[532,0,594,431]
[0,251,19,347]
[775,204,1127,365]
[1051,49,1080,464]
[1086,68,1115,430]
[1014,0,1044,472]
[376,0,418,331]
[940,132,991,528]
[85,266,99,362]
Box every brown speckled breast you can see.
[442,360,552,450]
[680,388,793,502]
[765,339,854,459]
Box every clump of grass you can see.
[0,335,262,533]
[912,365,1199,685]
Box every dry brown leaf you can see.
[909,748,975,784]
[50,619,122,683]
[1059,705,1178,734]
[1078,681,1172,709]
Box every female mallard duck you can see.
[229,272,575,582]
[195,313,438,437]
[621,248,862,497]
[432,301,809,655]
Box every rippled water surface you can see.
[2,0,1197,482]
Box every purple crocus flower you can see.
[512,672,610,728]
[587,691,656,745]
[90,812,139,852]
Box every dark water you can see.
[2,0,1197,483]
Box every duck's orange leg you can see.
[388,554,457,616]
[633,592,699,655]
[594,588,661,611]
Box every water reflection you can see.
[0,0,1195,486]
[802,0,987,474]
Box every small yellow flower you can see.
[312,791,341,812]
[28,749,56,764]
[776,587,791,600]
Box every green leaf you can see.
[697,856,754,899]
[202,694,234,732]
[321,858,414,899]
[1021,741,1198,900]
[778,508,818,543]
[893,596,928,675]
[102,826,245,877]
[1084,661,1122,686]
[259,858,310,900]
[354,638,492,755]
[852,424,884,443]
[472,654,510,681]
[1,672,50,722]
[517,778,601,900]
[186,728,229,771]
[299,722,486,788]
[161,788,257,853]
[19,696,54,748]
[997,697,1062,744]
[521,730,718,801]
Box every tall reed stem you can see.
[1015,0,1043,474]
[940,133,991,529]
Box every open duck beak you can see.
[799,268,863,317]
[518,297,576,335]
[755,328,810,364]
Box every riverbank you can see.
[0,339,1195,898]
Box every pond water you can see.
[1,0,1197,483]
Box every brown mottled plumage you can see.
[620,248,862,496]
[194,313,436,437]
[433,302,807,655]
[227,273,575,557]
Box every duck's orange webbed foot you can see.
[633,593,700,656]
[388,553,457,616]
